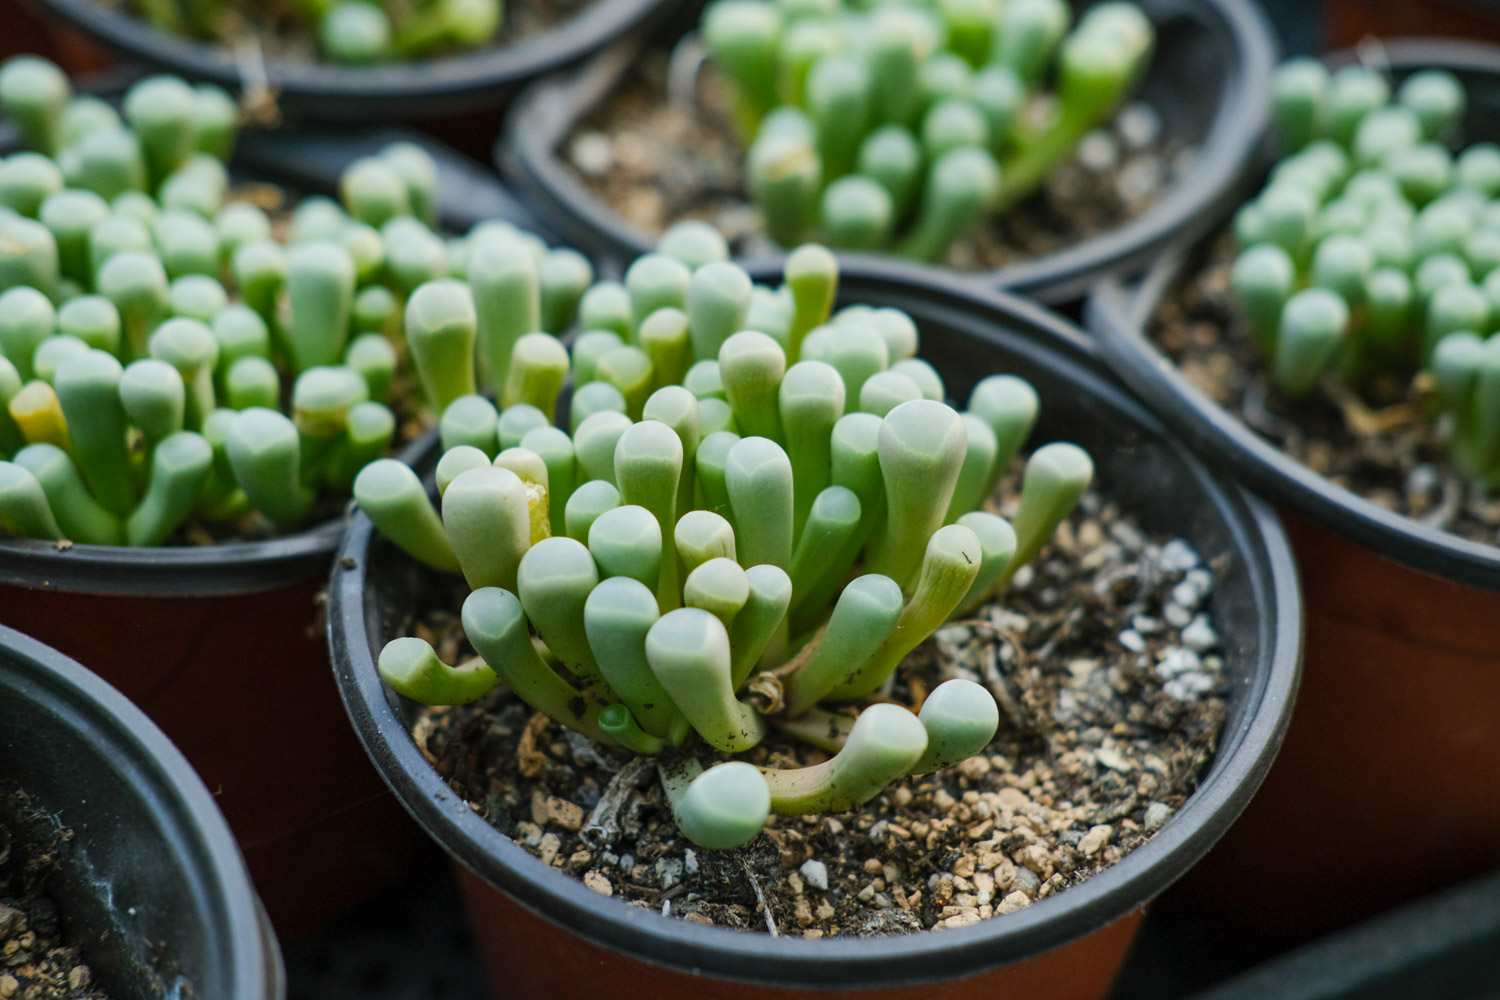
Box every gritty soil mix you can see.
[1152,233,1500,547]
[0,789,109,1000]
[400,476,1230,939]
[564,48,1191,271]
[95,0,594,65]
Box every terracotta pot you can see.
[3,0,112,74]
[329,261,1301,999]
[1326,0,1500,47]
[0,118,546,940]
[495,0,1275,306]
[0,624,283,998]
[1085,38,1500,944]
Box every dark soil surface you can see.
[98,0,593,65]
[0,789,110,1000]
[565,48,1190,271]
[404,480,1230,939]
[1152,234,1500,546]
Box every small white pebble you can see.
[1110,522,1147,553]
[1144,802,1174,831]
[1010,565,1035,590]
[1181,671,1215,693]
[684,850,699,876]
[656,858,684,889]
[1132,615,1161,634]
[618,854,635,872]
[800,859,829,892]
[1118,629,1146,653]
[1155,646,1202,679]
[1406,463,1439,497]
[1181,614,1219,653]
[569,132,614,177]
[1170,579,1202,610]
[1076,130,1119,172]
[1096,747,1131,773]
[1163,602,1193,628]
[1164,672,1215,701]
[1185,568,1214,598]
[1159,539,1199,572]
[1116,102,1161,149]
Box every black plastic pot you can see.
[329,261,1301,999]
[1085,36,1500,946]
[1181,866,1500,1000]
[0,624,282,999]
[496,0,1275,305]
[0,114,546,939]
[19,0,675,120]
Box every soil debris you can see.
[1152,234,1500,545]
[406,483,1230,938]
[566,49,1189,271]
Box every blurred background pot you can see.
[0,110,541,941]
[1326,0,1500,47]
[496,0,1275,306]
[0,623,283,998]
[1179,865,1500,1000]
[16,0,676,122]
[329,262,1301,999]
[1085,38,1500,948]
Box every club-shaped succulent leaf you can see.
[646,606,766,753]
[0,460,63,540]
[358,242,1100,851]
[761,702,927,814]
[664,758,771,851]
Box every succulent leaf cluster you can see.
[1234,60,1500,485]
[700,0,1155,260]
[0,56,586,546]
[129,0,505,65]
[362,230,1094,849]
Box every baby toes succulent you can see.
[364,238,1093,848]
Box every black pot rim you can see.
[26,0,667,117]
[329,260,1303,989]
[0,623,281,998]
[1085,37,1500,595]
[495,0,1277,304]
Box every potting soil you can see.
[407,479,1230,938]
[1152,233,1500,546]
[565,51,1191,271]
[0,789,110,1000]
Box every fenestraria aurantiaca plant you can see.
[358,231,1094,849]
[125,0,504,66]
[1232,59,1500,488]
[0,55,591,545]
[700,0,1154,260]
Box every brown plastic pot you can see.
[0,116,546,939]
[1326,0,1500,47]
[1084,38,1500,944]
[329,261,1301,999]
[0,513,437,945]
